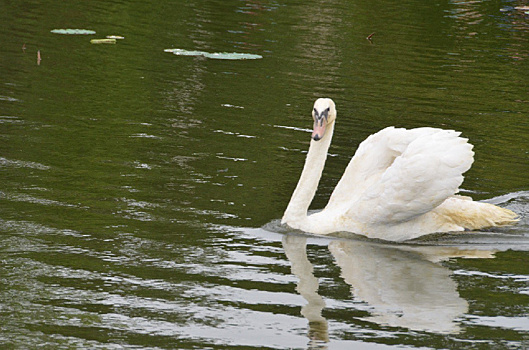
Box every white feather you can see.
[350,128,474,224]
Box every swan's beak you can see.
[312,120,326,141]
[312,105,331,141]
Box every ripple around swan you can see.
[263,191,529,245]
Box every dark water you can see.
[1,0,529,349]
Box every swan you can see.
[281,98,518,241]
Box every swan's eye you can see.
[322,108,330,119]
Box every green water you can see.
[1,0,528,349]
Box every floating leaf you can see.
[51,29,96,35]
[164,49,204,56]
[90,39,117,44]
[164,48,262,60]
[207,52,262,60]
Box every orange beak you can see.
[312,120,327,141]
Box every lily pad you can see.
[164,48,262,60]
[90,38,117,44]
[51,29,96,35]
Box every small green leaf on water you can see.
[207,52,262,60]
[51,29,96,35]
[90,39,117,44]
[164,49,205,57]
[164,48,262,60]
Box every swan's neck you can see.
[282,122,334,226]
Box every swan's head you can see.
[311,98,336,141]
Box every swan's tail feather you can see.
[439,196,519,230]
[471,204,518,229]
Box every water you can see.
[1,0,528,348]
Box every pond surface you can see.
[1,0,529,349]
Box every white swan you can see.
[282,98,518,241]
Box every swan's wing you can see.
[348,128,474,224]
[327,127,442,209]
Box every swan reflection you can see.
[282,235,328,339]
[282,235,328,349]
[282,234,497,341]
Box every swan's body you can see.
[282,98,518,241]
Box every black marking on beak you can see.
[313,107,330,126]
[312,107,330,141]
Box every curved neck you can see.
[282,122,334,225]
